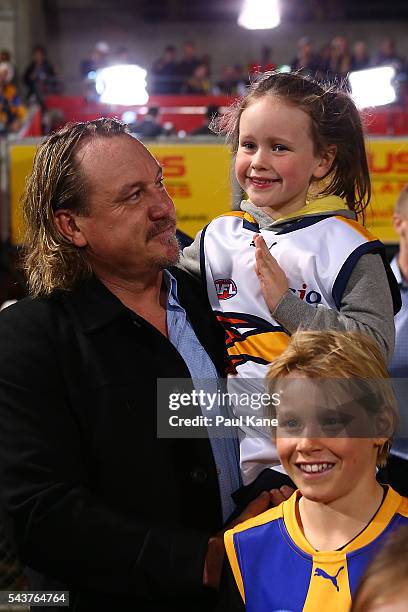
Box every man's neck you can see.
[297,479,384,551]
[98,270,169,336]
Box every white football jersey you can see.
[201,211,383,484]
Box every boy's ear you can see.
[54,209,88,248]
[313,145,337,180]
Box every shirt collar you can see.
[163,269,183,311]
[390,255,408,287]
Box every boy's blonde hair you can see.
[351,525,408,610]
[266,330,397,467]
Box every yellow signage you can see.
[9,141,233,245]
[9,138,408,245]
[149,143,232,239]
[366,138,408,242]
[9,144,37,245]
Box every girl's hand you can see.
[254,234,289,312]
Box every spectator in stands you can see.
[213,65,238,95]
[23,45,59,110]
[373,37,407,102]
[248,46,277,76]
[177,41,201,91]
[150,44,179,94]
[350,41,371,72]
[0,50,10,63]
[190,106,220,136]
[80,40,110,79]
[290,37,320,77]
[0,49,15,85]
[129,107,166,139]
[351,525,408,611]
[316,42,331,78]
[234,64,249,95]
[373,37,406,73]
[328,35,352,81]
[181,62,210,95]
[111,46,130,65]
[0,63,26,134]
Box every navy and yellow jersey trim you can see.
[331,217,401,314]
[275,214,340,235]
[225,487,408,610]
[224,503,285,602]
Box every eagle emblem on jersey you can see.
[214,279,238,300]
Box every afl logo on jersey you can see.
[215,279,238,300]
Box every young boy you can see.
[223,330,408,611]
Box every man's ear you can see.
[54,210,88,248]
[313,145,337,180]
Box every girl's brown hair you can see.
[215,71,371,222]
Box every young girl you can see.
[180,71,400,487]
[223,330,408,612]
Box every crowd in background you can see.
[0,33,406,136]
[78,36,407,96]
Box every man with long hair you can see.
[0,118,260,611]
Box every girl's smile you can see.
[235,96,335,219]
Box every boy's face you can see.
[275,375,386,504]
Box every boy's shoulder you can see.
[225,498,285,542]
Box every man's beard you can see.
[147,219,180,269]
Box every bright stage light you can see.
[349,66,397,109]
[95,64,149,106]
[238,0,280,30]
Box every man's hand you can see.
[270,485,295,507]
[203,486,294,588]
[254,234,289,312]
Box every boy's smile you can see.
[275,375,386,505]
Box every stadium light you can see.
[349,66,397,109]
[95,64,149,106]
[238,0,281,30]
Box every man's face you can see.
[393,208,408,250]
[71,134,179,280]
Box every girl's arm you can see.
[177,229,203,279]
[255,239,395,361]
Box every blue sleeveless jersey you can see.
[225,487,408,611]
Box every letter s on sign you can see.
[158,156,185,178]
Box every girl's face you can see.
[275,375,386,505]
[235,96,334,219]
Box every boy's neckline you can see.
[283,486,401,557]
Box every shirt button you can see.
[190,467,208,483]
[217,468,221,476]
